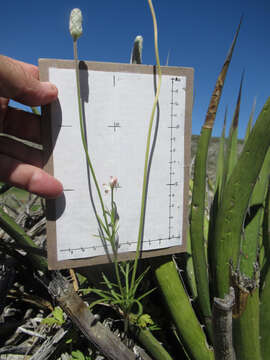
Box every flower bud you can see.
[109,176,118,189]
[130,35,143,64]
[69,8,83,41]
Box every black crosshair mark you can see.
[108,122,121,132]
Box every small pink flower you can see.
[109,176,118,189]
[103,176,119,194]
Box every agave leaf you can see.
[225,71,244,182]
[213,97,270,298]
[260,257,270,358]
[186,227,198,299]
[208,113,227,294]
[155,260,214,359]
[171,326,192,360]
[261,181,270,283]
[240,148,270,277]
[232,273,261,360]
[214,107,227,199]
[0,207,47,272]
[244,97,256,144]
[190,18,242,340]
[134,327,174,360]
[0,183,12,194]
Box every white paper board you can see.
[39,60,193,268]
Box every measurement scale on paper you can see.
[39,60,193,268]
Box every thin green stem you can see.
[73,40,110,233]
[131,0,162,289]
[111,186,114,210]
[110,187,124,297]
[73,40,124,298]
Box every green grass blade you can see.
[101,273,121,300]
[190,19,241,340]
[213,97,270,298]
[136,287,156,302]
[131,266,151,297]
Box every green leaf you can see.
[134,328,174,360]
[76,273,87,286]
[190,20,241,341]
[53,307,65,324]
[42,306,65,326]
[155,261,214,360]
[225,71,244,182]
[244,97,256,144]
[102,273,121,300]
[89,298,110,309]
[138,313,154,328]
[0,207,48,272]
[79,288,92,295]
[96,215,110,237]
[214,107,227,200]
[42,318,58,326]
[136,287,156,302]
[131,266,151,296]
[213,97,270,297]
[71,350,85,360]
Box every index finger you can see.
[0,55,58,106]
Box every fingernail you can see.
[42,82,58,95]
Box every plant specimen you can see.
[69,0,161,333]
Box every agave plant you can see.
[154,19,270,360]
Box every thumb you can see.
[0,55,58,106]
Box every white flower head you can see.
[69,8,83,41]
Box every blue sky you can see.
[1,0,269,138]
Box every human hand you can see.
[0,55,63,198]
